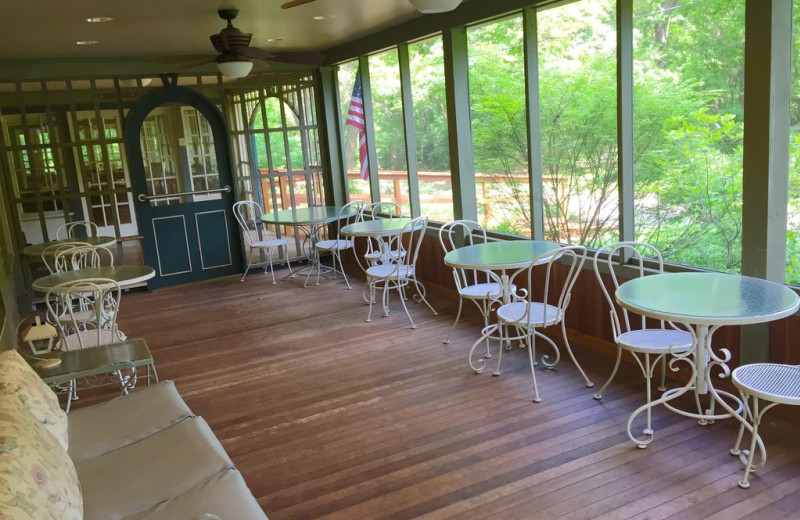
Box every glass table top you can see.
[341,218,415,237]
[444,240,561,270]
[616,272,800,325]
[261,206,355,226]
[32,266,156,292]
[31,338,153,385]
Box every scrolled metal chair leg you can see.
[594,347,622,400]
[527,332,541,403]
[443,298,464,344]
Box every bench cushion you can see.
[68,380,193,463]
[77,417,233,520]
[121,469,268,520]
[0,393,82,520]
[0,349,68,450]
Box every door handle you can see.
[138,185,231,202]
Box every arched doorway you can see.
[124,85,242,289]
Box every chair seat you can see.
[617,328,693,354]
[497,301,560,327]
[252,238,288,249]
[460,282,513,300]
[364,249,405,261]
[366,264,412,280]
[60,329,127,351]
[317,238,353,251]
[733,363,800,406]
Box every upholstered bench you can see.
[0,349,267,520]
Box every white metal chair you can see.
[314,200,364,289]
[361,202,405,266]
[730,363,800,488]
[46,278,126,352]
[365,216,438,328]
[56,220,99,240]
[46,278,127,411]
[473,245,592,402]
[233,200,294,284]
[41,241,91,274]
[54,244,114,271]
[592,242,693,437]
[439,220,506,351]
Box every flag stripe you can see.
[345,72,369,181]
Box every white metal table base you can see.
[623,324,759,458]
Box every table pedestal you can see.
[624,324,763,463]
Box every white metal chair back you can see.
[363,201,403,220]
[396,216,428,276]
[517,245,586,325]
[46,278,123,350]
[438,220,492,291]
[41,242,91,274]
[593,241,665,339]
[54,245,114,272]
[56,220,99,240]
[336,200,364,241]
[233,200,270,247]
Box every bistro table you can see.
[615,272,800,451]
[444,240,561,374]
[22,236,117,257]
[262,205,358,287]
[33,265,156,292]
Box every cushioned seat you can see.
[121,469,266,520]
[69,380,194,463]
[77,417,233,520]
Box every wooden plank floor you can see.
[92,270,800,519]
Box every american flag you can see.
[346,71,369,181]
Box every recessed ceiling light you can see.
[266,38,283,42]
[86,16,113,23]
[76,40,99,46]
[313,14,335,20]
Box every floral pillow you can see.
[0,394,82,520]
[0,350,68,450]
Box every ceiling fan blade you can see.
[269,52,326,66]
[281,0,318,9]
[238,47,274,60]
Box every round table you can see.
[341,218,414,238]
[23,236,117,257]
[615,272,799,448]
[443,240,560,303]
[444,240,560,374]
[262,206,357,227]
[33,266,156,292]
[262,206,358,286]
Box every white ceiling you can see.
[0,0,422,60]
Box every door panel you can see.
[195,210,233,269]
[125,86,242,289]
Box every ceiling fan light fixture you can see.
[217,59,253,78]
[409,0,462,13]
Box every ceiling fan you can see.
[162,8,325,78]
[280,0,463,14]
